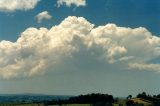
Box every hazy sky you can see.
[0,0,160,97]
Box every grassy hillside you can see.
[62,104,91,106]
[131,98,153,106]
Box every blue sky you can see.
[0,0,160,97]
[1,0,160,41]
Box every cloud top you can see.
[57,0,86,7]
[0,0,40,12]
[0,16,160,79]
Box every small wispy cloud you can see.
[0,0,40,13]
[35,11,52,23]
[57,0,86,7]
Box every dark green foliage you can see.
[68,93,114,104]
[47,93,114,105]
[127,95,132,100]
[126,100,134,106]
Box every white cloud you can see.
[0,16,160,79]
[35,11,52,23]
[57,0,86,7]
[128,63,160,72]
[0,0,40,12]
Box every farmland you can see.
[0,92,159,106]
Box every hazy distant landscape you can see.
[0,92,160,106]
[0,94,70,103]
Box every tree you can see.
[137,92,147,99]
[127,95,132,100]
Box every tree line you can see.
[136,92,160,106]
[46,93,114,105]
[42,92,160,106]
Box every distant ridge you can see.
[0,94,72,103]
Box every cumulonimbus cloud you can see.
[35,11,52,23]
[0,16,160,79]
[57,0,86,7]
[0,0,40,12]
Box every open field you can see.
[55,104,91,106]
[131,98,153,106]
[0,103,44,106]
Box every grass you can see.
[131,98,153,106]
[112,98,153,106]
[62,104,91,106]
[0,103,44,106]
